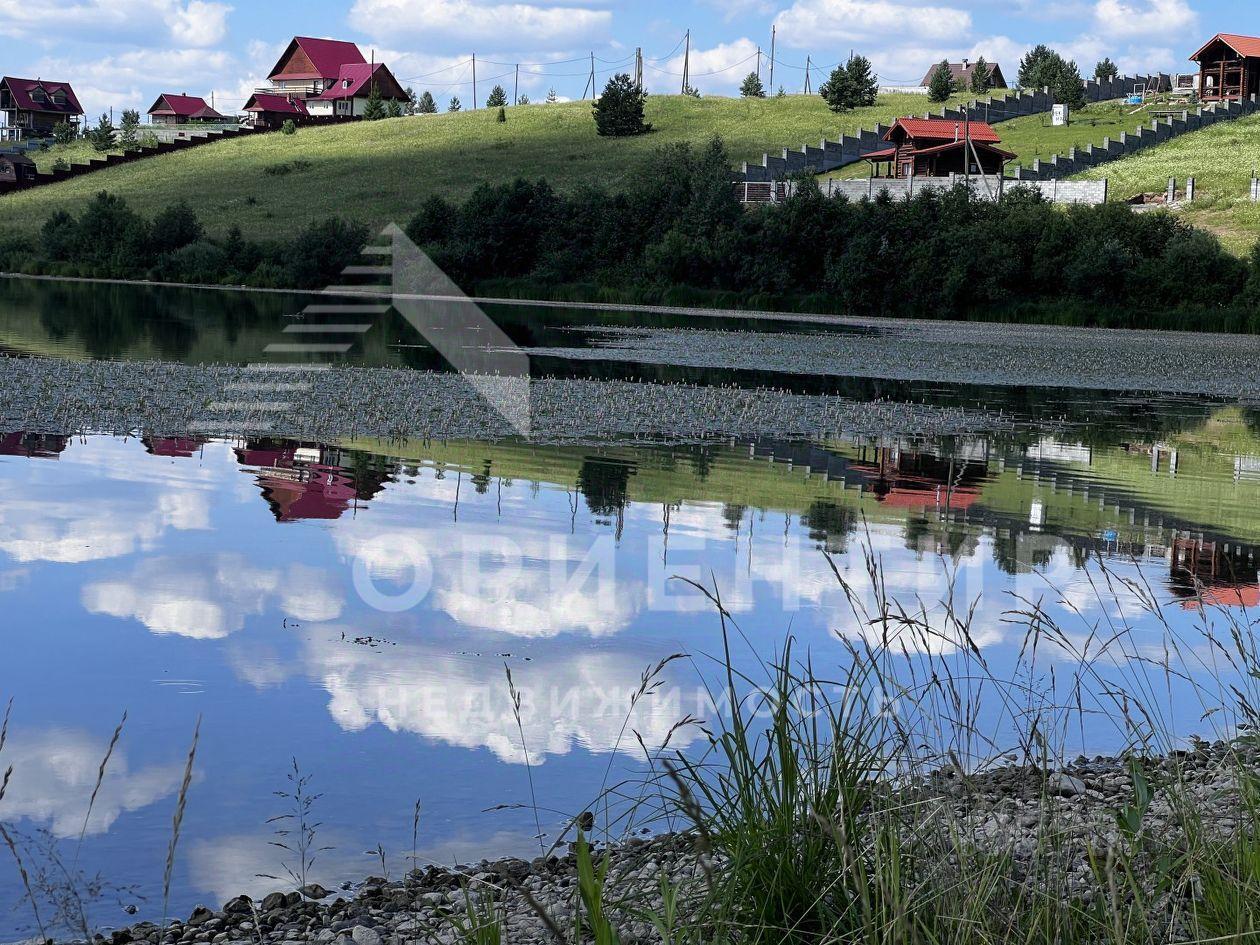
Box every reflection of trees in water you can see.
[722,504,748,532]
[686,445,713,482]
[801,501,856,554]
[471,459,494,495]
[577,458,636,540]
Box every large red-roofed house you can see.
[864,117,1015,179]
[0,76,83,141]
[251,36,408,124]
[147,93,228,125]
[1190,33,1260,102]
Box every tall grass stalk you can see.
[163,715,200,922]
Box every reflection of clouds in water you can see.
[189,829,536,903]
[0,729,183,838]
[0,442,214,564]
[0,487,209,564]
[0,567,29,593]
[337,526,643,639]
[304,633,701,764]
[82,555,343,639]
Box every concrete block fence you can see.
[733,73,1166,184]
[1010,95,1259,181]
[737,175,1108,206]
[0,125,264,198]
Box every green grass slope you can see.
[0,93,972,242]
[1073,112,1260,254]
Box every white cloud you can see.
[661,38,760,94]
[0,0,232,48]
[1093,0,1197,41]
[81,555,344,639]
[773,0,972,46]
[0,728,183,838]
[27,47,239,116]
[348,0,611,47]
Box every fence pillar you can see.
[1167,177,1177,203]
[1186,176,1195,202]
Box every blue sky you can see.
[0,0,1249,119]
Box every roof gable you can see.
[1,76,84,116]
[886,117,1003,144]
[243,93,309,116]
[312,62,406,101]
[268,36,366,81]
[1191,33,1260,61]
[918,61,1007,88]
[148,93,226,119]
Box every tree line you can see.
[7,138,1253,331]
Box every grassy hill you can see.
[1073,112,1260,254]
[0,92,976,242]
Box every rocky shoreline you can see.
[32,740,1260,945]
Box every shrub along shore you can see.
[2,138,1260,331]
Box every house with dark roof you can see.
[1190,33,1260,102]
[0,76,83,141]
[863,117,1016,178]
[242,92,310,129]
[147,93,229,125]
[0,152,37,185]
[918,59,1007,90]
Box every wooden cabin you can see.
[1190,33,1260,102]
[0,152,37,184]
[918,59,1008,90]
[147,93,228,125]
[242,92,309,129]
[863,117,1015,179]
[0,76,83,141]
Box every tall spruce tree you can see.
[1094,57,1119,81]
[969,57,993,94]
[448,96,462,112]
[486,85,508,108]
[416,91,438,114]
[118,109,141,151]
[845,55,879,107]
[363,82,387,120]
[87,113,116,152]
[591,73,651,137]
[927,61,955,103]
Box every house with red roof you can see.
[1190,33,1260,102]
[241,92,309,129]
[0,76,83,141]
[863,117,1015,179]
[250,36,407,124]
[147,93,228,125]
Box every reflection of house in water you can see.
[0,431,69,459]
[235,440,392,522]
[1170,536,1260,609]
[847,447,988,514]
[143,436,208,458]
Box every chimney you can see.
[962,58,969,68]
[954,122,960,141]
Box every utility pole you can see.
[681,29,690,94]
[589,52,595,99]
[757,46,762,80]
[514,64,519,105]
[804,55,812,95]
[769,26,776,93]
[472,53,477,109]
[635,47,643,91]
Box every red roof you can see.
[1182,583,1260,610]
[312,62,400,100]
[1,76,83,116]
[1190,33,1260,61]
[268,36,366,81]
[243,93,309,115]
[886,117,1003,143]
[148,93,227,120]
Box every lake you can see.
[1,275,1259,937]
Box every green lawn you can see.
[823,100,1156,180]
[29,139,122,172]
[0,93,977,241]
[1067,112,1260,253]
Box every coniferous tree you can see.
[496,105,507,122]
[845,55,879,107]
[1094,57,1119,81]
[969,57,993,94]
[740,71,767,98]
[546,88,558,104]
[591,73,651,137]
[486,85,508,108]
[363,82,387,120]
[820,63,856,112]
[118,109,141,150]
[87,113,116,152]
[927,61,955,102]
[404,86,418,114]
[386,98,403,118]
[682,83,701,98]
[448,96,462,112]
[517,94,530,105]
[416,91,438,114]
[1018,45,1056,89]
